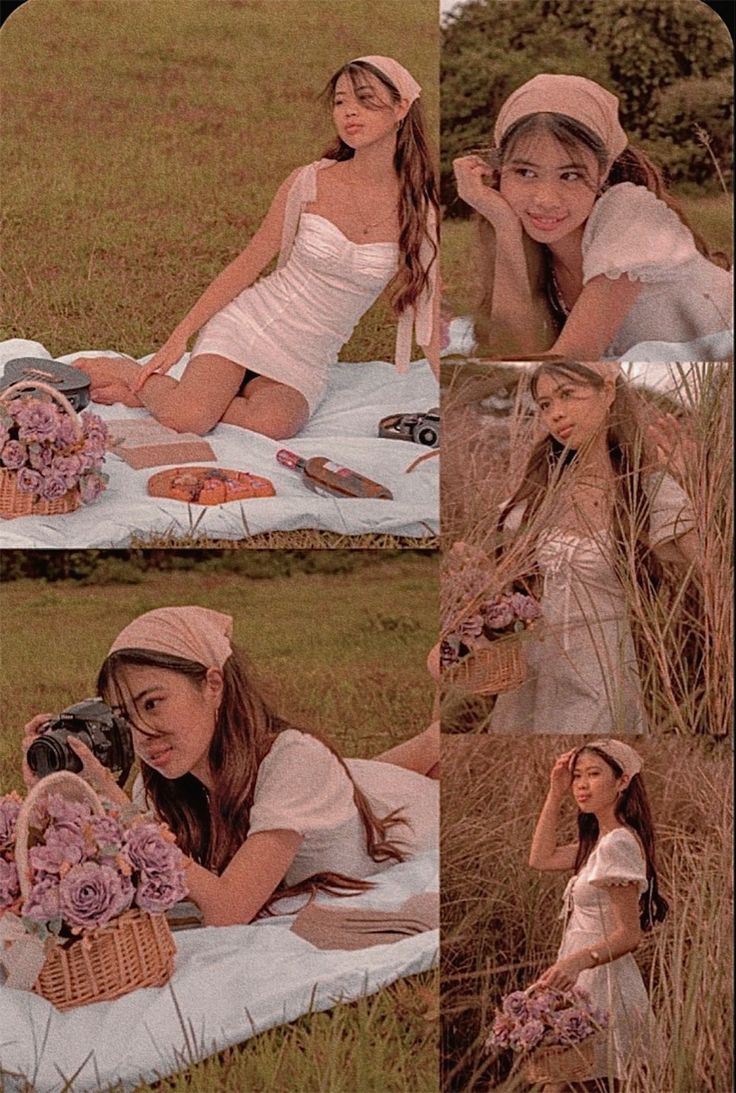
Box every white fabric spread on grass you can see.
[0,851,438,1093]
[0,340,438,546]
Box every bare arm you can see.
[375,722,439,778]
[551,273,642,358]
[529,749,578,872]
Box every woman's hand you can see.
[133,331,189,391]
[648,413,697,487]
[549,749,576,799]
[452,156,520,231]
[21,713,54,789]
[534,951,588,992]
[74,355,139,391]
[66,738,130,806]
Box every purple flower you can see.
[22,875,61,922]
[0,858,20,908]
[135,870,187,913]
[456,613,485,642]
[551,1008,595,1046]
[45,794,94,833]
[79,471,106,503]
[29,837,85,878]
[513,1018,546,1050]
[15,467,44,496]
[124,822,182,876]
[28,443,54,470]
[502,991,529,1019]
[41,472,70,501]
[0,794,22,850]
[15,400,58,441]
[1,440,26,470]
[51,453,83,486]
[481,600,516,630]
[508,592,542,622]
[88,814,125,850]
[55,416,77,446]
[58,862,134,929]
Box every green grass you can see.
[0,552,439,1092]
[0,0,438,364]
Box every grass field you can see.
[0,551,439,1092]
[0,0,438,364]
[441,735,733,1093]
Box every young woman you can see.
[75,56,439,439]
[453,73,732,359]
[21,606,439,926]
[488,362,698,734]
[529,740,667,1091]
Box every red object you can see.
[276,449,393,500]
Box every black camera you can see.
[26,699,134,785]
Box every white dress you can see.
[557,828,652,1081]
[581,183,733,359]
[247,730,438,887]
[490,472,695,734]
[192,212,398,414]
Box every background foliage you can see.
[441,0,733,212]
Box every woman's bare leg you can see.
[220,375,309,439]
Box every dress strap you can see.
[277,159,337,270]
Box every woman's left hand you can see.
[648,413,696,485]
[67,737,130,806]
[533,952,587,992]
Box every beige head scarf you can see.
[108,606,233,669]
[352,55,421,105]
[494,73,628,162]
[582,362,622,381]
[583,738,643,780]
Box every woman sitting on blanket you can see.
[74,56,439,440]
[22,606,439,926]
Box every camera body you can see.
[26,698,134,785]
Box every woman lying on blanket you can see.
[22,606,439,927]
[74,55,439,440]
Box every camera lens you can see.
[26,735,73,777]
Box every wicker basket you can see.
[14,772,176,1010]
[443,635,526,696]
[0,380,83,519]
[523,1034,598,1084]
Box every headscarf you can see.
[108,606,233,670]
[494,73,628,163]
[583,738,643,780]
[351,55,421,105]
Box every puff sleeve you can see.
[583,183,698,286]
[248,730,357,837]
[644,470,696,547]
[587,829,647,895]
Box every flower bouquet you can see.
[0,772,187,1009]
[486,985,609,1084]
[0,379,108,518]
[441,589,541,695]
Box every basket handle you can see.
[14,772,105,898]
[0,379,84,441]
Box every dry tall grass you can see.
[441,735,733,1092]
[439,363,733,737]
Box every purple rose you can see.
[89,814,125,850]
[55,416,77,447]
[502,990,529,1019]
[51,453,83,486]
[0,858,20,908]
[514,1018,546,1050]
[15,400,58,441]
[29,837,85,878]
[79,471,106,503]
[553,1008,595,1046]
[1,440,26,470]
[41,472,70,501]
[509,592,541,622]
[135,870,187,913]
[58,862,134,929]
[0,795,22,850]
[15,467,44,495]
[21,875,61,922]
[28,443,54,471]
[456,613,484,642]
[45,793,94,833]
[482,600,516,630]
[124,822,181,876]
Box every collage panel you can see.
[0,548,439,1089]
[441,734,732,1092]
[440,362,732,739]
[0,0,439,550]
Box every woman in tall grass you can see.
[73,57,438,439]
[488,361,698,734]
[529,739,667,1091]
[453,73,732,358]
[22,606,438,926]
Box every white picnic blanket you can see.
[0,340,439,546]
[0,850,438,1093]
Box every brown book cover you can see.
[106,419,216,469]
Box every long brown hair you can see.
[572,746,668,931]
[322,60,439,315]
[473,111,729,343]
[97,647,410,914]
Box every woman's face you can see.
[113,664,223,785]
[571,749,626,815]
[499,130,603,245]
[534,370,614,449]
[332,71,405,150]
